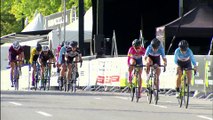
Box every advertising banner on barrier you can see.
[77,55,213,93]
[78,60,90,86]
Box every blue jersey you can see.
[58,46,66,64]
[174,48,196,66]
[145,44,166,58]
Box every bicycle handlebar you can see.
[183,68,197,75]
[149,64,166,72]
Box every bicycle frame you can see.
[147,64,165,105]
[14,61,21,90]
[33,62,41,91]
[178,68,195,109]
[41,63,52,90]
[130,64,144,102]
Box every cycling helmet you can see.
[70,41,78,48]
[178,40,188,51]
[61,41,65,47]
[12,41,20,50]
[36,43,42,51]
[132,39,141,47]
[42,46,49,52]
[151,38,161,49]
[64,41,70,48]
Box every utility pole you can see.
[179,0,184,17]
[63,0,66,42]
[79,0,84,55]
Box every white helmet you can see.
[64,41,70,48]
[42,46,49,52]
[12,41,20,50]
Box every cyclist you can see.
[174,40,197,97]
[127,39,146,97]
[62,41,82,84]
[58,41,71,82]
[56,41,65,68]
[144,38,167,90]
[38,46,56,85]
[29,43,42,86]
[8,41,25,87]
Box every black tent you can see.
[157,3,213,54]
[164,3,213,38]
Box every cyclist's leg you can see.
[17,54,23,72]
[32,62,36,86]
[138,68,143,97]
[67,63,72,82]
[153,56,161,90]
[176,60,184,97]
[185,60,192,86]
[146,56,153,85]
[128,58,136,84]
[10,61,15,87]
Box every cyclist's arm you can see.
[188,49,196,67]
[127,47,133,66]
[174,48,179,65]
[49,50,56,63]
[160,46,167,65]
[58,47,65,63]
[38,53,43,65]
[144,46,151,61]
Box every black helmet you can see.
[36,43,42,51]
[70,41,78,48]
[61,41,65,47]
[151,38,161,49]
[132,39,141,47]
[178,40,188,51]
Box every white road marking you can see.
[165,101,172,103]
[197,115,213,120]
[115,96,128,100]
[9,102,22,106]
[151,104,167,108]
[94,97,101,100]
[36,111,52,117]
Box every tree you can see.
[1,0,92,37]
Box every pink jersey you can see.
[56,45,61,61]
[127,46,145,65]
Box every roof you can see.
[163,3,213,37]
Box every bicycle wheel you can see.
[47,67,51,90]
[14,68,19,90]
[64,78,67,92]
[130,85,135,102]
[147,79,152,104]
[34,73,38,91]
[185,80,190,109]
[58,77,63,91]
[154,78,159,105]
[72,80,77,93]
[179,82,185,108]
[136,87,140,102]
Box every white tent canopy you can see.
[49,7,93,50]
[22,13,44,32]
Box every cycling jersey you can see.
[63,48,81,63]
[56,45,62,62]
[145,44,166,58]
[174,48,196,66]
[29,48,40,64]
[58,46,66,64]
[8,46,24,62]
[39,50,54,63]
[127,46,145,65]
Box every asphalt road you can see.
[1,90,213,120]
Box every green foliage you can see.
[1,0,92,37]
